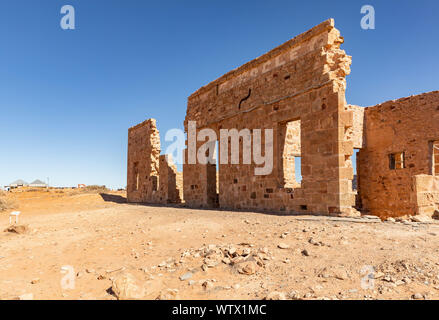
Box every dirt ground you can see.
[1,189,439,300]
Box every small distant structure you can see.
[7,179,28,188]
[29,179,48,188]
[78,184,86,189]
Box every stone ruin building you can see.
[127,19,439,219]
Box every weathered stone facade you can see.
[357,91,439,218]
[127,119,183,204]
[127,19,438,219]
[183,19,355,215]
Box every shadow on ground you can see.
[100,193,127,204]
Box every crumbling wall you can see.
[183,19,356,215]
[411,175,439,216]
[358,91,439,217]
[127,119,183,204]
[159,155,183,204]
[348,105,365,149]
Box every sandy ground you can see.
[1,190,439,300]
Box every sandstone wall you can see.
[358,91,439,217]
[183,19,356,215]
[411,175,439,216]
[127,119,183,204]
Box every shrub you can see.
[78,185,109,194]
[0,191,16,212]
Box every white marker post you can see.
[9,211,20,224]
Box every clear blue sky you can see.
[0,0,438,189]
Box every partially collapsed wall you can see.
[127,19,438,219]
[358,91,439,217]
[183,19,356,215]
[127,119,183,204]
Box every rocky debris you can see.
[280,232,289,239]
[106,267,125,274]
[308,237,326,246]
[362,215,381,220]
[338,207,361,218]
[318,266,349,280]
[179,243,269,276]
[277,243,290,249]
[410,216,432,223]
[111,272,145,300]
[372,259,439,295]
[237,261,258,275]
[4,225,29,234]
[386,217,396,222]
[288,291,302,300]
[264,291,287,300]
[31,278,40,284]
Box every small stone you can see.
[31,278,40,284]
[232,284,241,290]
[242,248,251,256]
[202,281,213,290]
[259,247,269,254]
[411,216,432,223]
[179,272,193,281]
[111,273,145,300]
[157,289,179,300]
[301,249,310,256]
[278,243,290,249]
[18,293,34,300]
[4,225,29,234]
[238,261,258,275]
[412,293,424,300]
[403,277,412,284]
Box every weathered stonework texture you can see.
[183,19,355,215]
[357,91,439,217]
[127,19,438,219]
[127,119,183,204]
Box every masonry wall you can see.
[183,19,356,215]
[412,175,439,216]
[358,91,439,217]
[127,119,183,204]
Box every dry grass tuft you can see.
[0,191,16,212]
[73,185,109,194]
